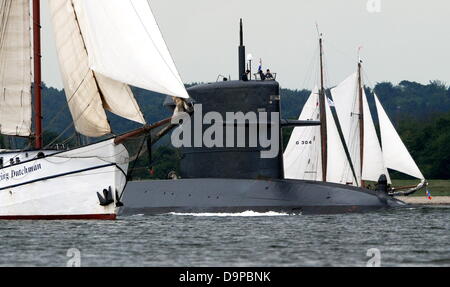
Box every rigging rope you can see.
[126,134,148,181]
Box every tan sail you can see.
[0,0,32,137]
[48,0,111,137]
[48,0,147,137]
[71,1,146,126]
[49,0,192,138]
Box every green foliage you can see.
[40,84,174,138]
[392,179,450,197]
[398,113,450,179]
[281,127,294,152]
[280,88,311,119]
[149,146,181,180]
[373,80,450,122]
[0,134,5,149]
[129,145,181,180]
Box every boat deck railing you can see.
[253,72,277,81]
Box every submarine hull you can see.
[121,179,406,215]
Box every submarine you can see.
[121,20,405,215]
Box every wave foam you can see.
[168,211,291,217]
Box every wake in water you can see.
[168,211,292,217]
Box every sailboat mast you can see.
[357,61,365,187]
[319,36,327,182]
[33,0,43,149]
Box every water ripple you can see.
[0,206,449,266]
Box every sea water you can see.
[0,206,449,267]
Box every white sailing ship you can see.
[0,0,188,219]
[284,35,426,194]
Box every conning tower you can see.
[180,80,283,180]
[178,19,283,180]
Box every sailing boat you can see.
[284,36,426,195]
[330,62,390,187]
[374,93,427,195]
[331,60,426,194]
[284,35,355,185]
[0,0,188,219]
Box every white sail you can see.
[81,0,189,99]
[49,0,149,137]
[331,73,361,186]
[284,89,322,181]
[72,1,146,126]
[0,0,32,137]
[325,98,356,185]
[49,0,112,137]
[362,90,391,183]
[95,73,146,125]
[48,0,147,137]
[374,94,425,180]
[283,88,353,185]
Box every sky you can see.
[41,0,450,90]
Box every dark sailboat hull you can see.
[121,178,406,215]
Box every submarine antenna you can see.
[318,32,328,182]
[238,18,246,80]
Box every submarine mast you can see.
[239,19,246,79]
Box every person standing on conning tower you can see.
[265,69,274,80]
[241,69,250,81]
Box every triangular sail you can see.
[325,98,356,185]
[374,94,425,180]
[331,73,361,186]
[284,88,353,185]
[49,0,147,137]
[0,0,32,137]
[95,73,146,125]
[362,90,391,183]
[81,0,189,99]
[284,88,322,181]
[71,1,146,126]
[49,0,188,137]
[49,0,111,137]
